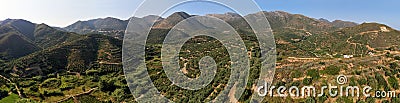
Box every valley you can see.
[0,11,399,103]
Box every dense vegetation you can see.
[1,11,400,103]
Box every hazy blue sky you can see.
[0,0,398,29]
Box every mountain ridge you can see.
[0,11,398,64]
[1,11,397,61]
[60,11,360,35]
[0,11,399,103]
[0,19,80,61]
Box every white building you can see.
[343,55,354,59]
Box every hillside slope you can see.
[2,34,122,77]
[0,20,79,61]
[0,32,40,60]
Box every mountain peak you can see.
[64,17,128,34]
[264,11,293,19]
[142,15,163,23]
[101,17,121,21]
[339,22,396,36]
[331,20,358,28]
[318,18,330,23]
[207,12,241,17]
[35,23,53,30]
[169,12,191,19]
[0,19,36,40]
[224,12,241,17]
[271,10,290,14]
[358,22,393,31]
[270,11,291,15]
[0,19,34,26]
[205,12,243,22]
[153,12,192,29]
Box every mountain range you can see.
[0,19,80,61]
[1,11,400,102]
[0,11,399,76]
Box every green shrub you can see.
[385,70,392,76]
[41,78,61,89]
[336,97,353,103]
[386,52,392,57]
[307,69,320,79]
[365,97,375,103]
[32,76,43,81]
[377,65,386,70]
[291,70,303,78]
[276,81,286,87]
[305,97,316,103]
[394,56,400,60]
[367,76,377,89]
[391,97,400,103]
[0,89,8,99]
[98,79,116,92]
[112,89,128,102]
[26,86,40,97]
[318,62,326,65]
[356,100,365,103]
[390,62,398,69]
[41,89,63,96]
[16,98,37,103]
[318,95,328,103]
[357,78,367,85]
[291,81,301,87]
[303,78,313,85]
[388,76,399,89]
[375,73,388,90]
[79,95,102,103]
[86,70,100,75]
[322,65,340,75]
[0,93,20,103]
[19,80,36,87]
[334,54,342,58]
